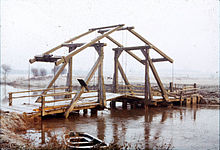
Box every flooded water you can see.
[23,105,219,149]
[1,85,219,149]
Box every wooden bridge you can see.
[7,24,202,118]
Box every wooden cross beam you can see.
[128,29,173,63]
[97,26,134,34]
[56,25,123,66]
[29,30,95,64]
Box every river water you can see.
[23,105,219,149]
[1,85,219,149]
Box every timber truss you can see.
[29,24,173,118]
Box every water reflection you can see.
[29,105,219,149]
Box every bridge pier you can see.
[122,100,127,109]
[91,108,97,116]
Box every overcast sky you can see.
[1,0,219,78]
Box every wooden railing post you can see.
[8,92,12,106]
[41,96,45,117]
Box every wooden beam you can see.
[95,45,106,108]
[128,29,173,63]
[105,35,144,65]
[151,58,168,62]
[56,26,123,66]
[29,30,94,64]
[113,50,122,93]
[36,62,67,102]
[98,26,134,34]
[64,56,102,118]
[113,46,150,51]
[148,56,168,101]
[89,24,124,31]
[62,43,106,49]
[141,49,152,104]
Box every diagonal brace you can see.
[64,56,103,118]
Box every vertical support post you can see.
[41,122,45,144]
[193,83,197,94]
[110,101,116,109]
[141,49,152,106]
[122,99,127,109]
[83,109,88,115]
[113,50,119,93]
[66,47,74,98]
[8,92,12,106]
[41,96,45,117]
[95,44,106,108]
[170,82,173,92]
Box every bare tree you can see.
[2,64,11,74]
[40,68,47,76]
[1,64,11,97]
[31,68,39,77]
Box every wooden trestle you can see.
[8,24,202,118]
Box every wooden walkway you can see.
[5,84,201,117]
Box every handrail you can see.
[9,86,69,94]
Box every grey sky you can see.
[1,0,219,77]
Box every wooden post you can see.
[113,50,122,93]
[91,108,97,115]
[95,44,106,108]
[41,122,45,144]
[122,100,127,109]
[8,93,12,106]
[65,47,73,98]
[83,109,88,114]
[141,49,152,105]
[170,82,173,92]
[110,101,116,109]
[193,83,197,94]
[41,96,45,117]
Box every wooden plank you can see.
[29,30,94,64]
[64,56,102,118]
[56,26,123,66]
[128,29,173,63]
[36,62,67,102]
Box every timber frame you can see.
[29,24,173,118]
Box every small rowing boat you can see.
[64,132,107,149]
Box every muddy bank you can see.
[0,110,41,149]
